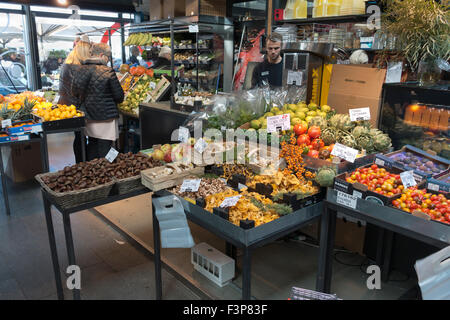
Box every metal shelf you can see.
[278,14,370,25]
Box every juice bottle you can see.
[284,0,295,19]
[293,0,308,19]
[313,0,324,17]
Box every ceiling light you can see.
[57,0,68,5]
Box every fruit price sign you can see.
[331,143,358,163]
[349,107,371,122]
[287,70,303,86]
[180,179,201,192]
[400,171,417,188]
[336,191,358,209]
[105,147,119,163]
[220,195,242,208]
[267,114,290,133]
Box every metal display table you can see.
[152,190,324,300]
[41,186,150,300]
[316,188,450,294]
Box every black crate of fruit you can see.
[333,163,426,206]
[33,113,85,132]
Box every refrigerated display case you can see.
[379,82,450,160]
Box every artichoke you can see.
[308,116,328,130]
[330,114,356,132]
[356,133,375,153]
[337,131,357,149]
[373,133,392,152]
[352,125,370,138]
[321,127,336,145]
[315,166,337,187]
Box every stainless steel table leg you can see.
[0,146,11,216]
[42,191,64,299]
[62,213,81,300]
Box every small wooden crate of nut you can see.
[141,163,204,191]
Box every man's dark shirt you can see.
[251,57,283,88]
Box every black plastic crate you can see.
[33,113,85,132]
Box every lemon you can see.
[296,111,306,120]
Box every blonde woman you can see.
[58,37,91,163]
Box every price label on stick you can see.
[105,147,119,163]
[287,70,303,86]
[400,171,417,188]
[178,126,190,143]
[194,138,208,154]
[180,179,201,193]
[1,119,12,128]
[220,195,242,208]
[267,114,290,133]
[349,107,371,122]
[331,143,358,163]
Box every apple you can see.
[164,152,172,163]
[161,144,172,154]
[152,149,164,161]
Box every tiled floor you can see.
[0,133,421,300]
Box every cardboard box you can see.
[1,141,44,183]
[327,65,387,128]
[163,0,186,19]
[149,0,163,21]
[186,0,227,17]
[299,218,366,255]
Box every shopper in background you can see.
[128,46,140,65]
[73,43,124,161]
[251,32,284,88]
[152,46,171,69]
[58,38,91,163]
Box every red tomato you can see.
[307,150,319,158]
[311,138,324,150]
[297,134,311,146]
[445,213,450,221]
[307,126,321,139]
[293,123,308,136]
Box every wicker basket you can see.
[35,172,115,210]
[114,175,147,195]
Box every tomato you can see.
[293,123,308,136]
[297,134,311,146]
[371,164,378,170]
[311,138,324,150]
[307,126,321,139]
[307,149,319,158]
[445,213,450,222]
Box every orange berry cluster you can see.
[280,133,306,180]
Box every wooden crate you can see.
[141,164,204,191]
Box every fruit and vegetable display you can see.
[392,189,449,225]
[344,164,405,197]
[1,97,37,122]
[118,75,160,116]
[169,176,229,200]
[387,151,448,176]
[33,104,83,122]
[40,152,161,193]
[1,91,45,113]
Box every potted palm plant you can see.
[381,0,450,85]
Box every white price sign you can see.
[180,179,201,193]
[178,126,190,143]
[31,124,43,133]
[194,138,208,154]
[400,171,417,188]
[105,147,119,163]
[1,119,12,128]
[349,107,371,122]
[375,158,385,167]
[336,191,358,209]
[287,70,303,86]
[220,195,242,208]
[189,24,199,33]
[331,143,358,163]
[267,114,290,133]
[150,82,156,90]
[427,183,440,192]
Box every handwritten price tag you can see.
[105,147,119,163]
[349,107,371,122]
[287,70,303,86]
[180,179,201,193]
[400,171,417,188]
[267,114,290,133]
[189,24,199,33]
[336,191,358,209]
[331,143,358,163]
[220,195,242,208]
[1,119,12,128]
